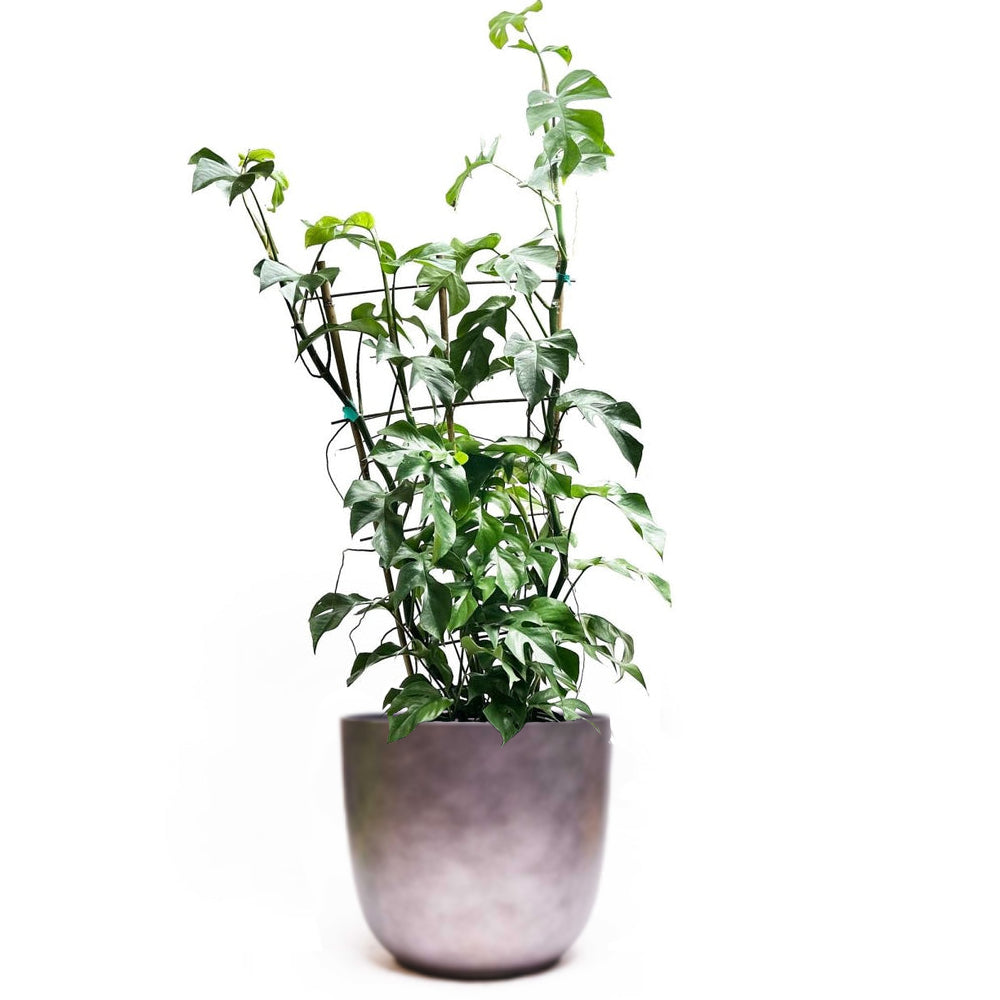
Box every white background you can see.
[2,1,998,996]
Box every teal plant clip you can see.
[556,272,572,284]
[343,404,360,423]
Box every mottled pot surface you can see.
[341,714,612,979]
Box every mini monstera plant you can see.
[188,2,669,743]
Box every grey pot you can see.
[341,713,612,979]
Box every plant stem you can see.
[524,26,550,93]
[319,264,369,478]
[438,287,455,444]
[371,228,416,424]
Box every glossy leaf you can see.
[556,388,643,472]
[309,592,369,651]
[190,155,238,192]
[420,573,453,639]
[410,356,458,406]
[484,696,529,743]
[348,642,401,687]
[504,330,578,408]
[478,239,557,295]
[431,494,457,562]
[386,675,452,742]
[569,555,672,603]
[526,69,613,180]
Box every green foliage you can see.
[187,3,668,746]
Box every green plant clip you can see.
[343,405,360,423]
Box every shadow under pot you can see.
[341,713,612,979]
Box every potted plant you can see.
[188,1,668,979]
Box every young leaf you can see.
[446,137,500,208]
[488,2,543,48]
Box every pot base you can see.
[394,953,562,981]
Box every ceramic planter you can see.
[341,713,612,979]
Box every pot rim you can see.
[341,712,610,727]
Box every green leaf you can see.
[308,592,370,652]
[245,148,275,162]
[191,156,239,193]
[478,239,558,296]
[525,596,580,633]
[526,69,613,180]
[255,259,300,291]
[621,662,647,688]
[445,137,500,208]
[303,215,341,248]
[450,233,502,269]
[475,510,504,557]
[344,210,376,230]
[410,236,496,315]
[373,509,404,566]
[348,642,401,687]
[582,613,636,668]
[344,479,384,534]
[386,675,452,742]
[495,546,528,597]
[557,697,593,720]
[556,388,643,473]
[488,2,542,48]
[432,464,471,510]
[188,147,229,166]
[569,483,663,556]
[570,555,672,604]
[302,211,375,249]
[511,40,573,65]
[484,696,529,744]
[410,356,458,406]
[504,330,578,408]
[246,160,274,179]
[463,453,503,497]
[413,262,470,316]
[269,170,288,212]
[451,295,514,396]
[448,586,478,629]
[420,573,453,640]
[431,494,457,562]
[612,490,666,557]
[648,573,672,603]
[376,420,447,452]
